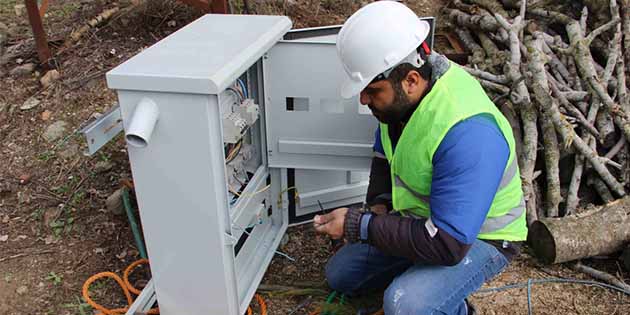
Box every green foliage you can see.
[46,271,63,286]
[30,208,45,221]
[49,216,74,237]
[71,190,86,205]
[54,176,79,194]
[37,151,54,162]
[62,296,92,315]
[98,151,111,162]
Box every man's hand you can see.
[313,207,348,239]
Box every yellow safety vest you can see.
[380,62,527,241]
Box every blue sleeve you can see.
[373,126,385,155]
[430,114,509,245]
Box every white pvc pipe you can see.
[126,97,159,148]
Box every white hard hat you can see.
[336,1,430,98]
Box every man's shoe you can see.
[356,307,382,315]
[465,299,477,315]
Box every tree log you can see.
[451,0,474,13]
[621,0,630,71]
[537,98,562,217]
[536,6,627,196]
[572,261,630,291]
[499,101,524,163]
[616,47,629,114]
[496,13,539,225]
[622,245,630,271]
[596,111,617,148]
[529,196,630,264]
[566,152,585,215]
[471,0,510,18]
[563,4,630,148]
[527,36,562,217]
[445,8,500,32]
[587,173,615,203]
[454,28,487,67]
[477,32,506,69]
[464,66,508,84]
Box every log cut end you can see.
[529,220,557,264]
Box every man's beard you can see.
[369,82,414,124]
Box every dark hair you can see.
[386,62,431,85]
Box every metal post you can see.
[24,0,51,65]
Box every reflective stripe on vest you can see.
[393,157,521,233]
[498,158,518,190]
[403,198,525,234]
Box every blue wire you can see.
[477,278,630,295]
[237,79,248,98]
[527,278,533,315]
[477,277,630,315]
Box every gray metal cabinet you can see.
[107,15,374,315]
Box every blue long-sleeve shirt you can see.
[365,114,511,264]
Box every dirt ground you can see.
[0,1,628,315]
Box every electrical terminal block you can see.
[235,99,260,126]
[223,112,248,143]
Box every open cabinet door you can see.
[264,20,434,222]
[263,26,374,222]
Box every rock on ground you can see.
[94,160,114,173]
[20,96,40,110]
[40,70,61,88]
[10,63,36,77]
[16,285,28,295]
[43,121,68,142]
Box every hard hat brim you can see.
[340,76,372,99]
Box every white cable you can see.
[232,222,295,262]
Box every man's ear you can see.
[403,70,422,95]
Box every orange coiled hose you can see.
[122,258,149,295]
[246,294,267,315]
[82,259,159,315]
[85,259,273,315]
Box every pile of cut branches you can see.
[444,0,630,267]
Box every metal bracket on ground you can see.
[80,105,123,156]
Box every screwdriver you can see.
[316,200,344,251]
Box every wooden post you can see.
[24,0,52,65]
[211,0,229,14]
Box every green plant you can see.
[71,190,86,205]
[55,176,80,194]
[46,271,63,286]
[37,151,54,162]
[30,208,45,221]
[49,216,74,237]
[98,151,111,162]
[62,296,92,315]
